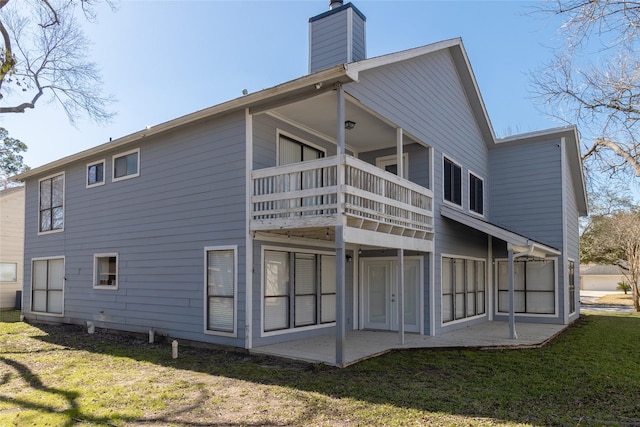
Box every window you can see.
[497,258,556,315]
[568,260,576,314]
[205,247,236,334]
[0,263,17,282]
[376,153,409,179]
[442,256,486,323]
[263,249,336,332]
[469,173,483,215]
[93,254,118,289]
[443,157,461,206]
[39,173,64,233]
[113,149,139,181]
[31,258,64,315]
[87,160,105,187]
[278,134,324,165]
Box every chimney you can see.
[309,2,367,73]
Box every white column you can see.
[396,127,405,344]
[335,84,347,366]
[508,245,517,340]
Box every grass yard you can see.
[1,311,640,426]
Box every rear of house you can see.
[13,1,587,366]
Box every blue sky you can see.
[2,0,567,169]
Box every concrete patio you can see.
[250,321,567,367]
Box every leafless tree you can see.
[0,0,116,125]
[531,0,640,184]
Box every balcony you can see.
[251,155,434,251]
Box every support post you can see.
[335,84,347,366]
[508,245,517,340]
[398,249,405,345]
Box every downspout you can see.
[507,243,536,340]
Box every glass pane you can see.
[455,294,465,319]
[527,292,555,314]
[455,259,464,292]
[88,163,104,185]
[403,261,419,327]
[97,256,117,286]
[442,294,453,322]
[209,297,234,332]
[52,175,64,206]
[368,265,387,323]
[32,290,47,312]
[40,210,51,232]
[466,260,475,292]
[40,179,51,209]
[207,250,234,296]
[295,254,315,295]
[264,251,288,297]
[48,290,63,314]
[514,261,526,291]
[526,260,554,291]
[302,145,322,161]
[52,207,64,230]
[497,261,508,290]
[321,255,336,294]
[33,260,48,290]
[295,295,316,326]
[477,291,485,314]
[476,261,485,292]
[442,258,452,294]
[127,152,138,175]
[466,293,476,316]
[114,156,127,177]
[0,263,17,281]
[264,296,288,331]
[321,294,336,322]
[279,137,301,165]
[48,259,65,290]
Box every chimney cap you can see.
[329,0,343,10]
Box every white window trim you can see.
[260,245,336,338]
[93,253,119,290]
[37,172,65,235]
[376,153,409,179]
[203,245,238,337]
[86,159,106,188]
[468,170,485,218]
[112,148,140,182]
[494,257,559,318]
[441,154,463,209]
[440,253,487,326]
[30,256,65,317]
[276,129,327,166]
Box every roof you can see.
[441,205,560,257]
[581,264,628,276]
[497,125,588,217]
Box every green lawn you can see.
[1,310,639,426]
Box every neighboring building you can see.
[13,1,587,366]
[580,264,627,292]
[0,186,25,310]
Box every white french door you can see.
[362,258,421,332]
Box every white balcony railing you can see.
[251,155,434,239]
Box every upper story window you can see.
[469,173,484,215]
[113,148,140,182]
[443,157,461,206]
[278,134,324,166]
[376,153,409,179]
[39,173,64,233]
[86,160,105,188]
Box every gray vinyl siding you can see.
[488,139,563,249]
[309,5,366,73]
[563,141,581,319]
[358,143,430,189]
[346,48,490,334]
[23,112,248,347]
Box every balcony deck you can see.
[251,155,434,251]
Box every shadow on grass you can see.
[4,313,640,426]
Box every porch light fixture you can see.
[344,120,356,130]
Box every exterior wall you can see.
[346,48,490,334]
[488,138,563,248]
[22,112,248,347]
[0,187,24,310]
[563,139,581,320]
[309,4,366,73]
[358,143,430,189]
